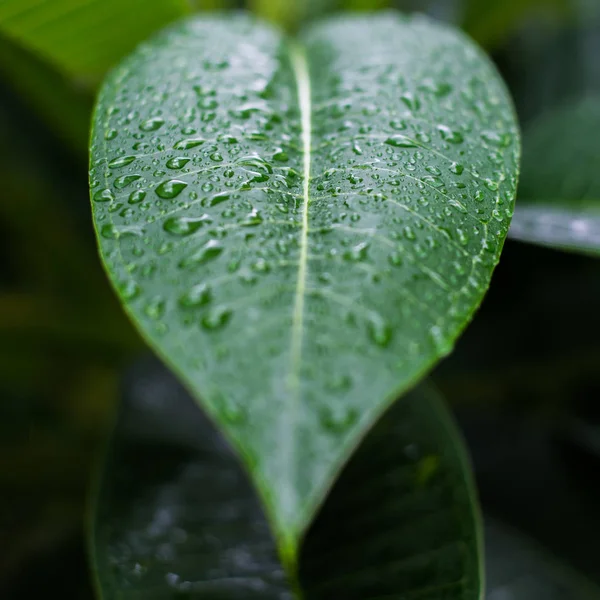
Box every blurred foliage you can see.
[0,0,599,598]
[0,0,191,82]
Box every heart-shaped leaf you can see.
[510,96,600,256]
[92,359,482,599]
[89,12,519,557]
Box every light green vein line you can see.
[281,44,311,580]
[289,44,312,397]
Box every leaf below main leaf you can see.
[90,11,519,554]
[92,360,482,600]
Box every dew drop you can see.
[450,162,464,175]
[144,298,165,320]
[438,125,464,144]
[118,279,140,300]
[179,239,223,269]
[179,283,211,307]
[100,224,143,239]
[128,190,147,204]
[368,317,392,347]
[343,241,369,262]
[401,92,421,111]
[108,156,136,168]
[320,405,358,433]
[174,138,205,150]
[140,117,165,132]
[164,214,211,236]
[388,251,403,266]
[114,174,141,189]
[201,306,232,331]
[207,192,230,207]
[166,157,190,169]
[481,130,512,147]
[385,135,416,148]
[93,188,114,203]
[156,179,188,199]
[389,118,407,131]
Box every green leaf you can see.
[0,34,92,156]
[485,519,600,599]
[0,0,191,81]
[511,95,600,256]
[89,12,519,557]
[461,0,572,49]
[91,360,482,599]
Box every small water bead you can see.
[205,192,230,207]
[156,179,188,199]
[388,251,403,266]
[419,79,453,97]
[437,125,464,144]
[484,179,499,191]
[242,208,263,227]
[174,138,205,150]
[118,279,140,300]
[481,131,512,148]
[251,258,270,272]
[456,228,469,245]
[368,317,393,347]
[403,226,416,241]
[128,190,147,204]
[209,152,224,162]
[450,162,464,175]
[140,117,165,132]
[166,157,190,170]
[108,156,136,168]
[390,118,407,131]
[104,128,118,140]
[343,241,369,262]
[401,92,420,111]
[385,135,417,148]
[114,175,141,189]
[179,283,212,308]
[201,306,232,331]
[179,239,223,269]
[320,405,358,433]
[100,224,143,239]
[93,188,114,203]
[430,325,453,356]
[144,298,166,320]
[132,141,150,152]
[164,214,212,236]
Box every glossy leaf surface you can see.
[92,360,482,599]
[90,12,519,549]
[0,0,190,80]
[511,96,600,256]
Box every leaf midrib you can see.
[288,45,311,475]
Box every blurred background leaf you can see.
[0,0,191,83]
[93,361,481,600]
[510,95,600,255]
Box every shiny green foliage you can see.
[511,96,600,256]
[0,0,191,80]
[93,362,482,599]
[89,12,519,553]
